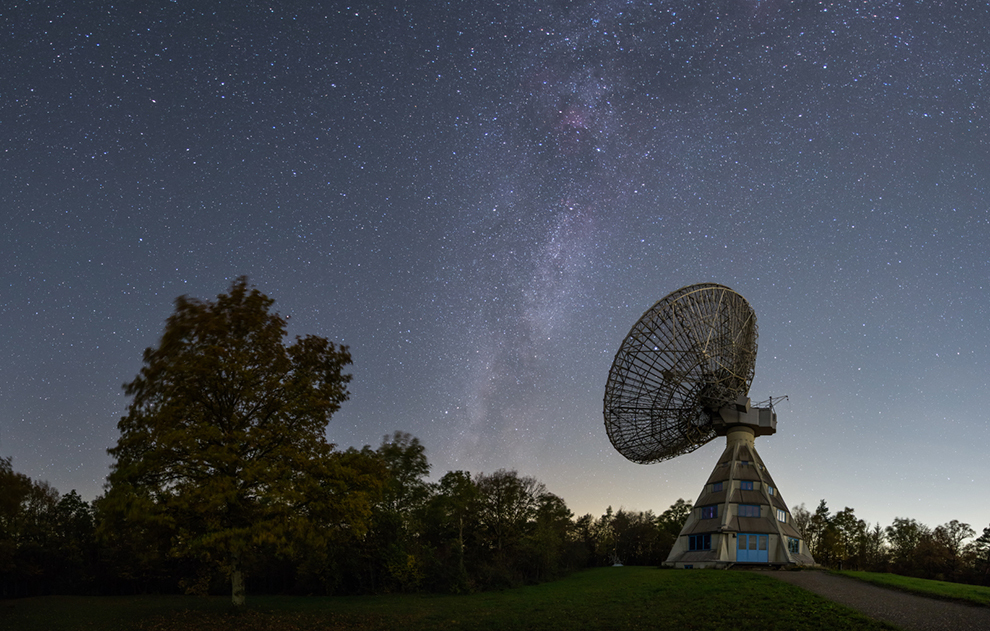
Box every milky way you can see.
[2,1,988,532]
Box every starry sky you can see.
[2,1,988,534]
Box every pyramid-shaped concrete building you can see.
[665,418,816,568]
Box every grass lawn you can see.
[3,567,899,631]
[833,570,990,607]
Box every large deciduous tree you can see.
[886,517,930,575]
[831,507,866,569]
[421,470,478,592]
[972,525,990,586]
[475,470,544,564]
[367,432,433,593]
[103,277,355,605]
[655,499,693,562]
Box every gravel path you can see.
[763,570,990,631]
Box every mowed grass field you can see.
[3,567,899,631]
[834,570,990,607]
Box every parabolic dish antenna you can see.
[603,283,758,464]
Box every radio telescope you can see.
[603,283,814,567]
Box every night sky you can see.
[3,1,988,534]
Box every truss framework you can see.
[603,283,758,464]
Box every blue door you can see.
[737,534,768,562]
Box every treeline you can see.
[792,500,990,585]
[8,449,989,598]
[0,458,96,597]
[0,435,692,598]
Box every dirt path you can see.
[763,570,990,631]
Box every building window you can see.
[712,481,723,492]
[738,504,760,518]
[701,505,718,519]
[767,486,774,496]
[739,460,750,465]
[740,480,754,490]
[689,534,712,551]
[788,538,800,554]
[776,508,787,523]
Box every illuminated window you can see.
[738,504,760,517]
[740,481,754,490]
[701,505,718,519]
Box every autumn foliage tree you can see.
[102,278,363,605]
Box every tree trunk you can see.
[458,516,466,577]
[231,551,246,607]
